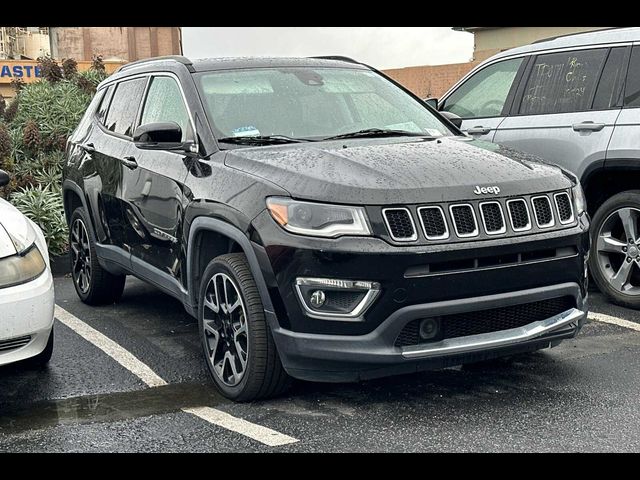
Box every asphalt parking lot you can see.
[2,275,640,452]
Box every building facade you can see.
[454,27,613,61]
[0,27,50,60]
[50,27,182,62]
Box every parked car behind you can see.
[0,170,55,367]
[433,27,640,309]
[63,56,588,401]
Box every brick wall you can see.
[384,61,480,99]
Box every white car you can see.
[0,170,55,367]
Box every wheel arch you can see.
[581,160,640,216]
[186,217,276,321]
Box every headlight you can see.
[266,197,371,238]
[572,184,587,215]
[0,245,46,289]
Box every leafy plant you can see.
[91,55,106,75]
[0,123,10,159]
[10,78,25,93]
[76,69,108,95]
[0,95,5,120]
[62,58,78,80]
[10,185,67,256]
[37,55,63,83]
[4,98,18,122]
[23,120,42,152]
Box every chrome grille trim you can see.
[554,192,575,225]
[531,195,555,228]
[382,207,418,242]
[506,198,533,232]
[479,201,507,235]
[449,204,479,238]
[417,206,450,240]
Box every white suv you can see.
[434,27,640,309]
[0,170,54,367]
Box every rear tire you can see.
[198,253,291,402]
[70,207,126,305]
[589,191,640,309]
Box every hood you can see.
[224,136,574,205]
[0,198,37,259]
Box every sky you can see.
[182,27,474,70]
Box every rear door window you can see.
[518,48,608,115]
[104,77,147,137]
[592,47,627,110]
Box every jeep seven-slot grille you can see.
[450,205,477,236]
[480,202,505,234]
[381,191,575,243]
[418,207,448,239]
[394,296,576,347]
[508,199,531,231]
[555,193,574,224]
[383,208,416,241]
[532,196,554,227]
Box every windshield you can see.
[196,67,456,142]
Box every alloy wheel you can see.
[596,207,640,295]
[202,273,249,386]
[71,218,91,294]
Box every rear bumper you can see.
[271,282,586,382]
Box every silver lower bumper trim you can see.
[401,307,584,359]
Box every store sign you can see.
[0,61,42,83]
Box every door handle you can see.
[572,121,605,132]
[80,142,95,153]
[120,156,138,170]
[466,126,491,135]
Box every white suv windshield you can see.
[197,67,453,141]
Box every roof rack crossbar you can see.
[116,55,194,73]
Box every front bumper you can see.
[0,269,55,366]
[271,282,586,382]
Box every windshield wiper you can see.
[323,128,434,141]
[217,135,314,145]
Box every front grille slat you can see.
[383,208,417,242]
[450,204,479,238]
[532,196,555,228]
[507,199,532,231]
[480,202,506,235]
[554,192,574,224]
[418,206,449,240]
[395,297,575,347]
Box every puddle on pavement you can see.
[0,382,227,434]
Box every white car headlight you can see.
[266,197,371,238]
[0,244,46,289]
[572,184,587,215]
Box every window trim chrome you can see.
[449,204,480,238]
[479,201,507,235]
[417,206,450,241]
[554,192,575,225]
[531,195,556,229]
[506,198,533,232]
[382,207,418,242]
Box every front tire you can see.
[198,253,290,401]
[69,207,126,305]
[590,191,640,309]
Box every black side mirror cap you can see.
[0,169,10,188]
[440,111,463,129]
[133,122,190,152]
[423,98,439,110]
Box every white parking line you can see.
[589,312,640,332]
[54,305,299,447]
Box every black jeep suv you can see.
[63,55,590,401]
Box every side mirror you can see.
[133,122,187,151]
[424,98,439,110]
[0,170,10,188]
[440,111,463,129]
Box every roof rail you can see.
[116,55,195,73]
[532,27,620,45]
[309,55,361,65]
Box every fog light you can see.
[419,318,440,341]
[310,290,326,308]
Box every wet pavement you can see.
[1,276,640,452]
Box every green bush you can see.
[11,185,67,256]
